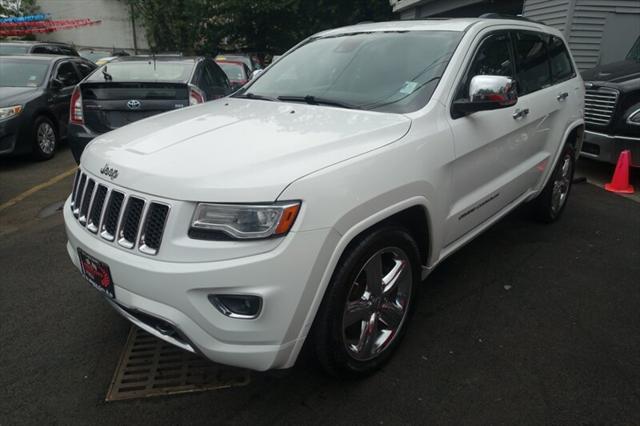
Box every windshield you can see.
[0,44,30,55]
[627,35,640,62]
[237,31,462,113]
[218,62,246,80]
[0,59,49,87]
[87,60,194,82]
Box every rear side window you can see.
[55,62,80,87]
[457,32,515,100]
[547,36,575,83]
[207,61,230,88]
[513,31,551,95]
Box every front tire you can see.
[31,116,57,161]
[531,143,576,223]
[312,226,420,378]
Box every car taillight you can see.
[189,86,205,105]
[70,86,83,125]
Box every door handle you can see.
[557,92,569,101]
[512,108,529,119]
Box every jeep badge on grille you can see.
[100,164,119,180]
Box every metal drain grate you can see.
[106,326,250,401]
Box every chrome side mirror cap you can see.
[452,75,518,117]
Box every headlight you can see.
[0,105,23,121]
[190,202,301,240]
[627,108,640,126]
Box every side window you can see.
[31,46,49,54]
[513,31,552,95]
[548,36,575,83]
[457,32,514,100]
[55,62,80,87]
[208,62,230,88]
[75,61,96,79]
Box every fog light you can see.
[209,294,262,319]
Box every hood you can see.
[581,60,640,84]
[81,98,411,202]
[0,86,41,107]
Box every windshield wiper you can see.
[234,92,279,102]
[277,95,355,109]
[102,65,112,82]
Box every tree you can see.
[127,0,394,55]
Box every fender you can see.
[283,196,434,368]
[531,118,585,197]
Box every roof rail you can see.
[478,13,541,24]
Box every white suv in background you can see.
[64,17,584,377]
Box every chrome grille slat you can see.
[70,171,169,255]
[78,179,96,225]
[70,170,80,210]
[584,87,619,126]
[73,174,87,217]
[87,185,108,233]
[101,191,125,241]
[118,197,145,249]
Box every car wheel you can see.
[531,143,576,223]
[312,226,420,378]
[32,116,57,160]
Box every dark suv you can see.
[580,36,640,166]
[0,41,79,56]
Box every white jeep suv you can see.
[64,18,584,377]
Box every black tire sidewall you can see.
[32,116,57,160]
[313,226,421,377]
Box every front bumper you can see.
[64,197,337,371]
[0,115,28,156]
[580,130,640,167]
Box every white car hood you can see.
[81,98,411,202]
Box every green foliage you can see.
[126,0,393,55]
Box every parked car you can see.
[215,53,261,71]
[580,34,640,167]
[79,48,114,64]
[0,55,96,160]
[68,55,231,163]
[0,41,79,56]
[64,18,584,376]
[216,59,251,90]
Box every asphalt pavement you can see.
[1,153,639,425]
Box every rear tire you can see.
[531,143,575,223]
[312,226,420,378]
[31,116,57,161]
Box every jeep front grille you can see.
[584,86,619,127]
[70,170,170,255]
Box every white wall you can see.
[34,0,148,51]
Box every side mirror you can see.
[250,69,264,80]
[452,75,517,117]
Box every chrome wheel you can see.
[342,247,413,361]
[551,154,572,214]
[37,122,56,155]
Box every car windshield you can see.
[626,35,640,62]
[0,44,30,55]
[237,30,462,113]
[218,62,245,80]
[0,59,49,87]
[87,60,193,82]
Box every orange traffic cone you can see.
[605,150,634,194]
